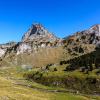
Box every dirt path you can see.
[0,67,99,100]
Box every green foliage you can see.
[0,66,99,100]
[25,64,100,94]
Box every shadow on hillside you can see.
[66,48,100,71]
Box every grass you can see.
[0,66,99,100]
[12,47,64,67]
[38,64,100,79]
[25,64,100,95]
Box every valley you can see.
[0,23,100,99]
[0,66,99,100]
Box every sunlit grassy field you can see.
[0,67,99,100]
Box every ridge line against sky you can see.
[0,0,100,43]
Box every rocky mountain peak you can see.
[83,24,100,36]
[90,24,100,31]
[89,24,100,36]
[22,23,58,42]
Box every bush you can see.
[95,70,100,75]
[54,68,57,71]
[79,67,85,72]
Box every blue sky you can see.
[0,0,100,43]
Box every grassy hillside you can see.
[24,63,100,94]
[0,66,99,100]
[3,46,64,67]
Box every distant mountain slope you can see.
[63,24,100,58]
[0,24,100,68]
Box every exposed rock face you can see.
[16,42,32,55]
[63,24,100,56]
[0,23,100,67]
[0,23,64,67]
[0,42,16,57]
[0,24,100,57]
[80,24,100,44]
[96,41,100,49]
[22,23,58,42]
[16,23,62,54]
[61,25,100,71]
[86,24,100,36]
[0,48,6,57]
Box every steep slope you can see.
[1,24,100,68]
[16,23,62,55]
[22,23,58,42]
[63,24,100,60]
[60,24,100,71]
[85,24,100,37]
[1,23,64,67]
[0,42,16,58]
[25,25,100,95]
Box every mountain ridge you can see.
[0,23,100,67]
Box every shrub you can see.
[54,68,57,71]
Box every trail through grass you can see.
[0,67,99,100]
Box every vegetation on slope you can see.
[0,66,98,100]
[24,63,100,95]
[3,46,64,67]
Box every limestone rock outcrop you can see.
[16,23,62,54]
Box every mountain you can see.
[22,23,58,42]
[0,23,64,67]
[0,23,100,68]
[16,23,62,55]
[0,23,100,98]
[63,24,100,58]
[0,42,16,57]
[21,24,100,95]
[0,23,62,56]
[85,24,100,36]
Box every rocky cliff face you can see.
[22,24,58,42]
[60,25,100,71]
[0,23,100,67]
[0,42,16,57]
[0,23,63,67]
[85,24,100,36]
[16,23,62,55]
[64,24,100,57]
